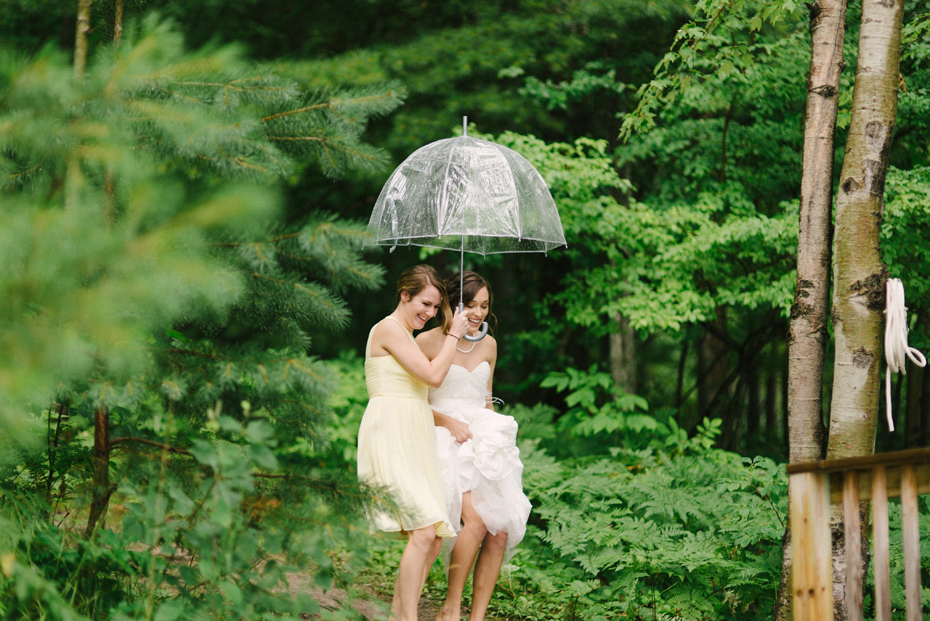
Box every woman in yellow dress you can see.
[357,264,470,621]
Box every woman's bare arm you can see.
[433,411,473,443]
[371,315,467,388]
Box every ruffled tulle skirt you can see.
[433,402,532,563]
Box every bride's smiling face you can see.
[463,287,490,333]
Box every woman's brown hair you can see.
[396,264,452,333]
[445,271,496,335]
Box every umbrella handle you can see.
[458,303,488,342]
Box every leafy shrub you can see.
[865,495,930,620]
[473,369,787,621]
[0,411,372,620]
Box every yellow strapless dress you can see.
[357,318,454,538]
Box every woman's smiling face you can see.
[462,286,489,333]
[402,284,442,330]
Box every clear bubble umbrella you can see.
[366,118,566,341]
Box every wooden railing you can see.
[788,447,930,621]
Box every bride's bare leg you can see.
[436,493,485,621]
[468,530,507,621]
[392,524,439,621]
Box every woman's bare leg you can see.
[468,530,507,621]
[392,524,440,621]
[419,535,444,595]
[436,492,486,621]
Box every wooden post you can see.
[843,471,863,621]
[871,466,891,621]
[790,471,833,620]
[900,465,921,621]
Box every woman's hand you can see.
[434,411,473,443]
[444,418,473,443]
[448,306,470,339]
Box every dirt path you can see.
[287,572,442,620]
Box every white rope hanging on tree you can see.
[884,277,926,431]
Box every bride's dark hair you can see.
[445,271,497,335]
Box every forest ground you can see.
[293,578,443,620]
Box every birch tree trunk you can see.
[774,0,847,618]
[828,0,903,463]
[826,0,904,616]
[789,0,848,467]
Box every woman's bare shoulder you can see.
[415,327,445,354]
[370,318,409,353]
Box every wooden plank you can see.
[901,465,921,621]
[787,446,930,475]
[791,471,833,621]
[843,471,863,621]
[827,462,930,503]
[872,466,891,621]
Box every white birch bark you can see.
[827,0,904,617]
[775,0,848,618]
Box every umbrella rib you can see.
[439,139,458,241]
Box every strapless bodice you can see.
[429,361,490,409]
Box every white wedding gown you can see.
[430,361,532,564]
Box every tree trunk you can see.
[827,0,903,459]
[788,0,848,465]
[114,0,123,44]
[917,348,930,446]
[609,311,636,393]
[73,0,92,80]
[84,406,111,537]
[904,360,922,447]
[698,306,729,418]
[782,347,789,448]
[747,353,761,437]
[765,347,778,436]
[908,310,929,447]
[826,0,904,616]
[775,1,848,618]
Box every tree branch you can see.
[110,436,192,456]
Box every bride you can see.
[416,271,532,621]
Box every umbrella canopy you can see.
[366,123,566,341]
[366,134,566,256]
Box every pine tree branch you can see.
[246,271,339,310]
[5,160,45,185]
[265,135,379,162]
[261,103,330,122]
[195,154,269,172]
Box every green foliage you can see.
[1,416,372,620]
[865,496,930,619]
[619,0,805,141]
[465,401,787,621]
[0,14,401,621]
[541,366,652,440]
[478,130,797,338]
